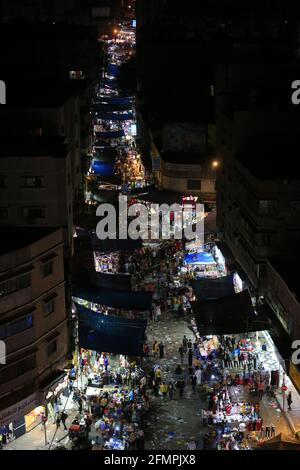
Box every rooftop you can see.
[0,227,59,256]
[1,78,85,107]
[0,136,68,158]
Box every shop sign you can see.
[0,392,38,426]
[181,196,199,203]
[44,375,68,401]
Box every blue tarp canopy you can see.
[92,272,132,292]
[93,147,117,161]
[104,79,118,89]
[190,274,235,300]
[100,96,133,105]
[93,103,132,112]
[96,112,133,121]
[107,63,120,77]
[184,252,216,265]
[191,291,266,335]
[73,285,153,311]
[95,130,125,139]
[91,160,114,175]
[94,141,117,148]
[76,303,146,356]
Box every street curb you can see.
[274,392,299,435]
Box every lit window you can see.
[23,176,44,188]
[44,297,56,316]
[0,207,8,219]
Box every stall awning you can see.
[93,147,118,161]
[76,303,146,356]
[96,112,133,121]
[91,160,114,176]
[72,285,153,311]
[107,63,120,77]
[93,103,132,112]
[127,184,156,196]
[95,130,125,139]
[191,291,268,335]
[96,175,123,186]
[190,274,235,300]
[92,272,132,292]
[137,189,182,205]
[100,96,133,105]
[184,252,216,265]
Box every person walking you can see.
[271,424,276,438]
[177,378,185,398]
[168,382,175,400]
[155,366,162,384]
[56,412,61,429]
[287,391,293,410]
[160,382,168,399]
[159,342,165,359]
[61,411,68,431]
[258,381,265,400]
[191,374,197,393]
[78,396,83,414]
[152,341,159,358]
[186,440,196,450]
[178,345,184,363]
[153,379,159,397]
[155,303,161,322]
[182,335,188,353]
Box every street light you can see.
[212,160,219,168]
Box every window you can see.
[210,84,215,96]
[291,201,300,212]
[0,273,31,298]
[0,207,8,219]
[44,296,56,316]
[257,233,271,247]
[0,176,7,188]
[258,200,277,215]
[23,207,46,219]
[23,176,44,188]
[43,261,53,278]
[187,180,201,190]
[0,314,33,340]
[47,340,57,356]
[0,356,36,385]
[69,70,83,79]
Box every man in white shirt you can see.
[195,368,202,385]
[238,421,246,438]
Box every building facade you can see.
[0,228,69,436]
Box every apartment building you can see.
[0,228,68,437]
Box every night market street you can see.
[1,0,300,454]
